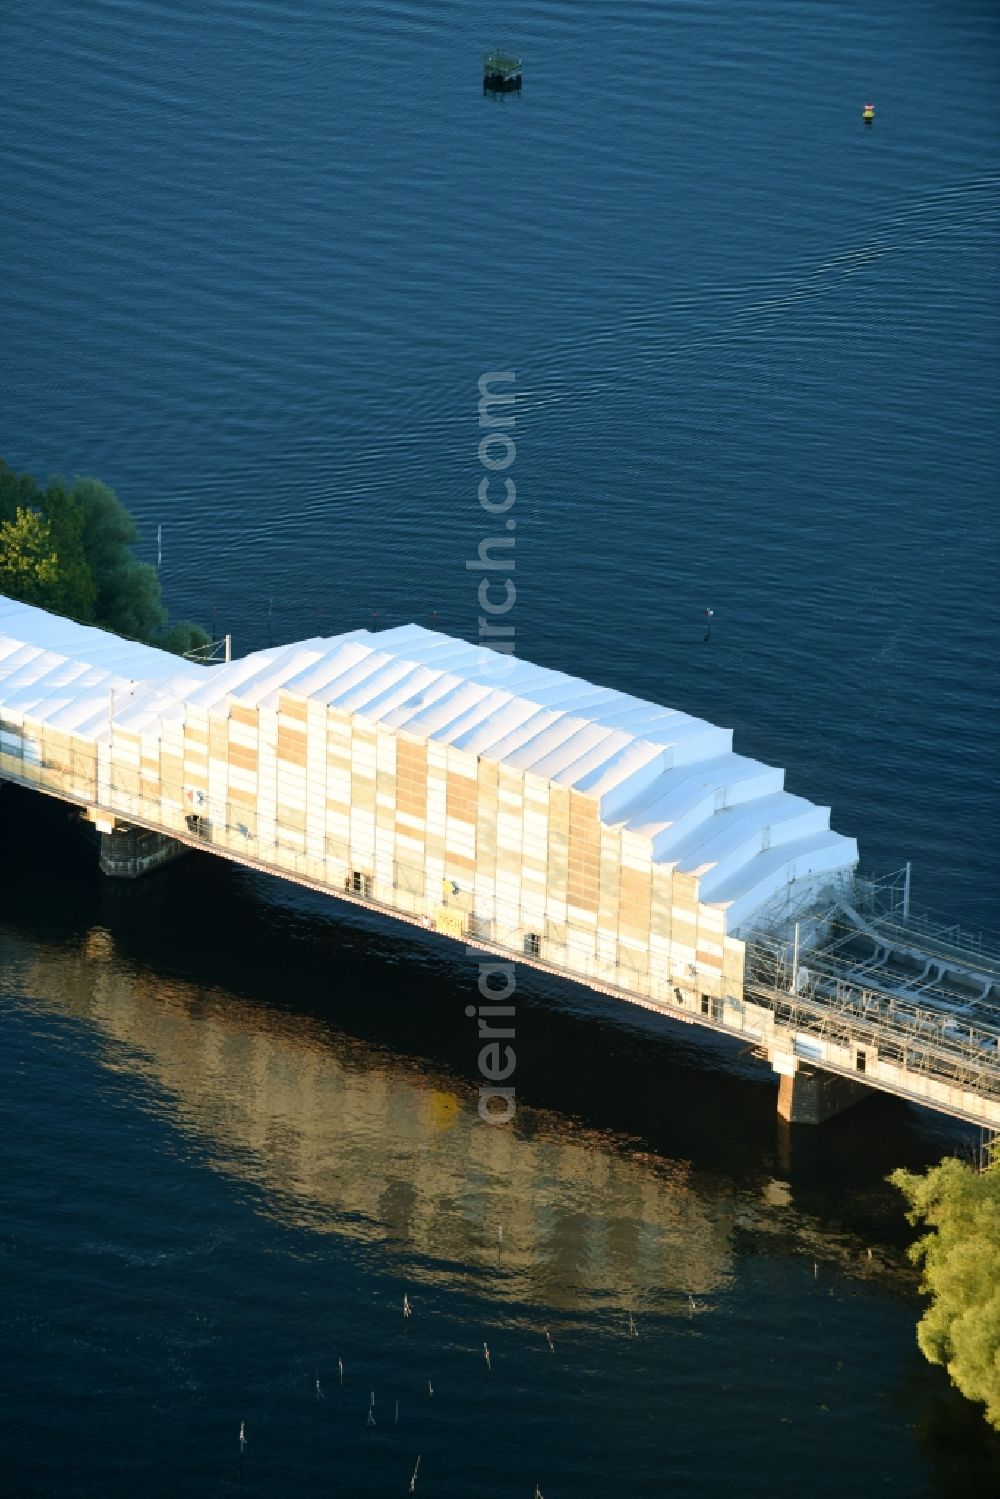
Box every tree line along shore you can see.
[0,457,207,655]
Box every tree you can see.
[68,476,165,639]
[0,507,62,607]
[1,466,96,621]
[1,459,205,655]
[39,481,96,623]
[891,1151,1000,1431]
[160,620,211,656]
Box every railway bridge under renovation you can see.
[1,594,998,1130]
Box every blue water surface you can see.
[1,2,998,1494]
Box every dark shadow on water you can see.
[5,785,998,1487]
[1,781,971,1229]
[892,1352,1000,1498]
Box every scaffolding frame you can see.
[4,744,999,1125]
[742,871,1000,1113]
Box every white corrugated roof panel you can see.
[0,596,199,684]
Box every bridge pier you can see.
[95,821,187,879]
[774,1060,871,1125]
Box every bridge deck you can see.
[2,757,997,1129]
[1,595,997,1128]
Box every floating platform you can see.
[484,50,522,93]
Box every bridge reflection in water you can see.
[2,919,908,1319]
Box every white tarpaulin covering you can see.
[0,595,211,740]
[0,599,858,931]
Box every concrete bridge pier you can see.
[773,1057,871,1125]
[87,812,187,879]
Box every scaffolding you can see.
[4,733,999,1125]
[742,871,1000,1118]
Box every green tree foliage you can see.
[0,507,61,605]
[66,477,165,639]
[891,1152,1000,1431]
[159,620,211,656]
[37,481,96,623]
[0,459,203,654]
